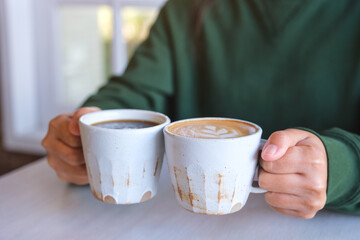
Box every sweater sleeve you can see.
[307,128,360,214]
[82,2,174,114]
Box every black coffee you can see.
[92,119,159,129]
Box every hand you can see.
[41,107,101,185]
[259,129,327,219]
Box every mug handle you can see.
[250,139,267,194]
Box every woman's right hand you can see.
[41,107,101,185]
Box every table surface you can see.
[1,158,359,240]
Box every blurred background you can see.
[0,0,165,175]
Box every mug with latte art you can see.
[164,118,266,215]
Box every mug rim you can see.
[79,109,171,133]
[164,117,262,141]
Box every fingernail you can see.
[263,144,278,156]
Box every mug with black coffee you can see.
[164,118,266,215]
[79,109,170,204]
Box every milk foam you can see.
[169,119,257,139]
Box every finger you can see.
[43,126,84,166]
[50,115,82,148]
[264,192,301,211]
[260,146,308,174]
[46,139,85,166]
[261,145,326,177]
[265,192,325,219]
[258,169,305,195]
[57,171,89,185]
[47,155,88,180]
[269,206,316,219]
[261,129,310,161]
[69,107,101,136]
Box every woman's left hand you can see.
[259,129,328,219]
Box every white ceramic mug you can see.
[164,117,266,215]
[79,109,170,204]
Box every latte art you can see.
[168,119,257,139]
[198,125,241,138]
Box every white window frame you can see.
[0,0,166,154]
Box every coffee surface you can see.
[92,119,158,129]
[168,119,257,139]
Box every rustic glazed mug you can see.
[164,117,266,215]
[79,109,170,204]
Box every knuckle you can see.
[41,136,49,149]
[304,194,326,213]
[311,181,327,194]
[306,172,326,189]
[305,182,326,203]
[305,144,326,165]
[271,131,287,141]
[305,169,327,194]
[309,158,322,170]
[41,136,55,152]
[316,200,326,211]
[309,157,326,173]
[49,117,59,131]
[49,114,68,132]
[308,199,324,211]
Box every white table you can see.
[1,158,359,240]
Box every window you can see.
[0,0,166,153]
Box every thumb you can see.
[261,129,308,161]
[68,107,101,136]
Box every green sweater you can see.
[83,0,360,213]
